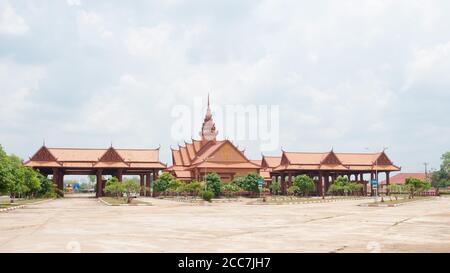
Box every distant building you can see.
[381,173,427,185]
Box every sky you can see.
[0,0,449,172]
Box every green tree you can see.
[0,145,14,195]
[232,176,246,190]
[431,151,450,190]
[37,174,56,198]
[221,183,241,198]
[22,167,41,198]
[269,180,281,195]
[405,177,431,199]
[441,151,450,174]
[8,154,28,200]
[388,184,406,201]
[167,179,183,194]
[348,182,363,195]
[153,172,174,195]
[205,173,221,197]
[293,175,315,197]
[122,179,141,203]
[233,173,262,194]
[327,176,362,196]
[104,177,122,198]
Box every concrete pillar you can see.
[386,171,390,195]
[146,172,152,197]
[370,172,374,196]
[140,174,145,196]
[281,175,286,195]
[116,169,123,182]
[52,168,59,188]
[318,172,324,198]
[324,173,330,193]
[96,169,103,198]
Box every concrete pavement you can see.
[0,196,449,253]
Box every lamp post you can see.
[365,146,388,202]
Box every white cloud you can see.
[76,10,114,42]
[0,4,29,35]
[126,25,174,58]
[0,59,46,124]
[404,41,450,92]
[67,0,82,7]
[0,0,449,171]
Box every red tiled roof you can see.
[381,173,427,185]
[271,150,401,173]
[261,156,281,168]
[24,146,166,169]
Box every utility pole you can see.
[424,162,429,178]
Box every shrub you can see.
[269,180,281,195]
[122,179,141,203]
[205,173,222,197]
[167,179,183,194]
[405,177,432,199]
[200,190,214,202]
[153,172,174,194]
[293,175,315,197]
[327,176,363,196]
[233,173,263,194]
[104,177,122,198]
[222,183,241,198]
[287,185,301,196]
[186,180,203,196]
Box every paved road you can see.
[0,196,449,253]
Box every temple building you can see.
[24,146,166,197]
[266,150,401,196]
[167,97,260,182]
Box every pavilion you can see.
[24,145,166,197]
[265,150,401,196]
[167,96,260,182]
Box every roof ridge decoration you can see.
[98,147,125,163]
[30,146,58,162]
[374,151,393,166]
[321,150,343,165]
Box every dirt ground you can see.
[0,196,449,253]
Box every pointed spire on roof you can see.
[199,94,218,142]
[43,139,46,147]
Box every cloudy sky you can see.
[0,0,449,172]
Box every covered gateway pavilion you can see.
[264,150,401,196]
[24,145,166,197]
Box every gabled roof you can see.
[283,152,328,165]
[272,150,401,172]
[24,146,165,169]
[261,156,282,169]
[170,139,260,169]
[250,160,262,166]
[381,173,427,185]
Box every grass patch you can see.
[251,196,366,205]
[0,198,50,209]
[100,197,149,206]
[371,196,432,205]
